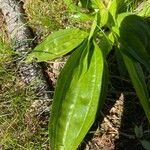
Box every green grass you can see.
[24,0,67,40]
[24,0,92,41]
[0,40,49,149]
[0,65,49,149]
[0,13,49,149]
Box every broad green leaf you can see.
[122,54,150,123]
[108,0,126,19]
[119,15,150,47]
[120,35,150,72]
[118,15,150,72]
[27,28,88,62]
[116,12,132,27]
[141,140,150,150]
[91,0,114,27]
[100,8,109,26]
[49,40,108,150]
[108,0,119,20]
[112,12,131,35]
[91,0,109,26]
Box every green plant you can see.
[27,0,150,149]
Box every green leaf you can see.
[91,0,115,27]
[112,12,131,35]
[119,15,150,72]
[49,40,108,150]
[122,54,150,123]
[121,35,150,72]
[108,0,119,20]
[27,28,88,62]
[100,8,109,26]
[119,15,150,47]
[91,0,109,26]
[108,0,126,19]
[141,140,150,150]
